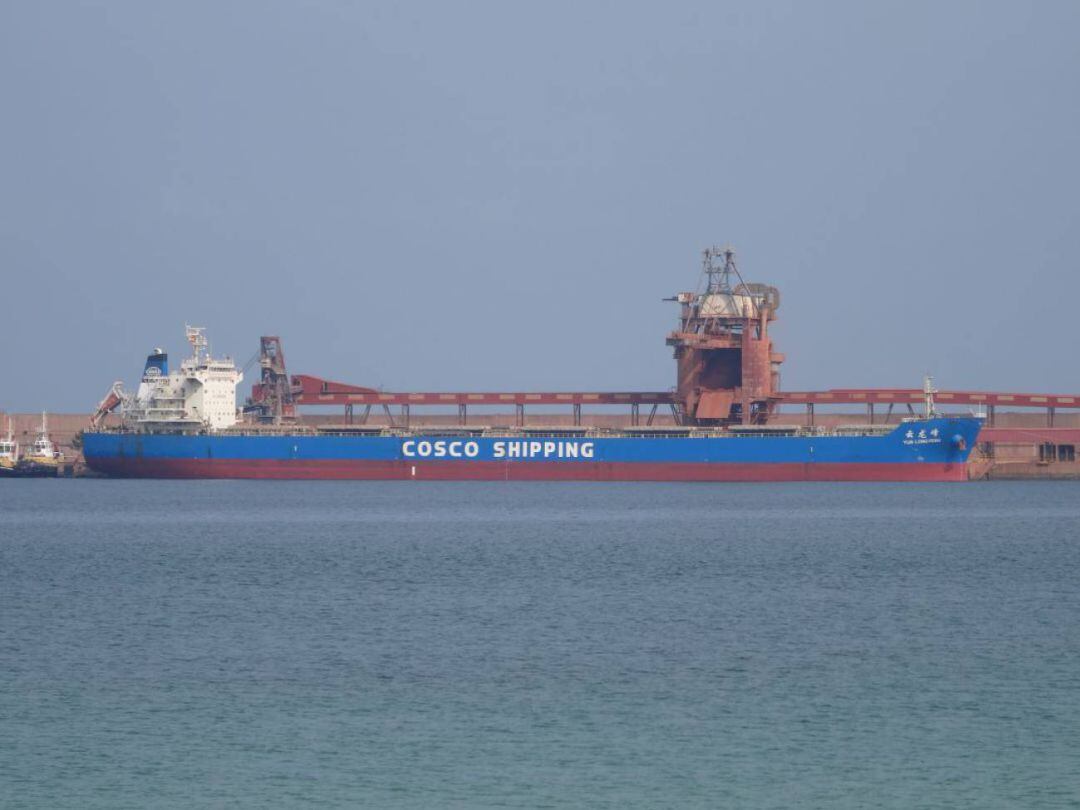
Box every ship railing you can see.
[831,424,897,435]
[91,421,915,440]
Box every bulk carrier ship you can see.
[82,247,982,481]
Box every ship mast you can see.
[924,375,938,419]
[186,325,208,364]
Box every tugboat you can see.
[0,415,19,476]
[17,412,63,477]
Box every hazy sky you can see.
[2,1,1078,412]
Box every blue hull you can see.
[82,417,982,481]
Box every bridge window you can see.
[1059,444,1076,463]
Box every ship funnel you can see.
[143,349,168,379]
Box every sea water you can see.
[1,481,1078,808]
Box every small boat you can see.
[0,415,19,476]
[16,412,63,477]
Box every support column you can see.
[345,404,353,425]
[400,404,410,429]
[573,403,581,427]
[458,403,467,426]
[515,404,525,427]
[867,403,874,425]
[360,404,372,425]
[1048,406,1055,427]
[631,403,640,427]
[647,404,658,427]
[806,403,814,428]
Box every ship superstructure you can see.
[94,326,243,432]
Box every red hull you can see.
[86,458,969,482]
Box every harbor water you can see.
[1,481,1078,808]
